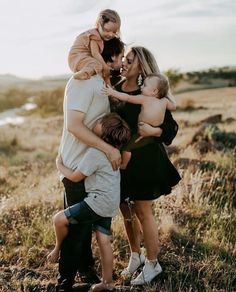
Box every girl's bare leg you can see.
[89,231,114,292]
[47,211,69,263]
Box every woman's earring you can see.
[137,74,143,86]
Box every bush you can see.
[33,88,64,116]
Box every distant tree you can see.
[164,69,183,90]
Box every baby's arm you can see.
[90,40,110,76]
[103,85,145,104]
[56,155,86,182]
[166,98,176,111]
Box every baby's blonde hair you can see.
[146,73,170,98]
[96,9,121,35]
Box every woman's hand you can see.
[138,122,163,138]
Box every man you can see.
[57,37,124,292]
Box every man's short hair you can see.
[102,38,125,63]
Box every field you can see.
[0,85,235,291]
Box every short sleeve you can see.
[76,148,101,176]
[65,77,94,113]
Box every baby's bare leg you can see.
[74,68,95,80]
[47,211,69,263]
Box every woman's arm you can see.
[56,155,86,182]
[138,122,163,138]
[103,85,145,104]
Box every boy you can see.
[48,113,130,292]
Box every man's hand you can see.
[138,122,163,137]
[106,147,121,171]
[56,154,63,169]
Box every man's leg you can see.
[57,178,95,289]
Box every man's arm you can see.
[56,155,86,182]
[103,85,145,104]
[67,110,121,170]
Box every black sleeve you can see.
[156,110,179,146]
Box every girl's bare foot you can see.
[47,248,59,263]
[74,71,90,80]
[89,281,115,292]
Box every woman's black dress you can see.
[111,81,181,202]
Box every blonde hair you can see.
[132,46,174,99]
[132,46,160,77]
[96,9,121,35]
[146,73,170,98]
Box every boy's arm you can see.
[67,110,121,171]
[103,85,145,104]
[90,40,110,74]
[56,155,86,182]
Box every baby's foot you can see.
[47,248,59,263]
[89,281,115,292]
[74,71,90,80]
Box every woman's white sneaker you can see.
[130,259,162,285]
[121,252,145,277]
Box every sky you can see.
[0,0,235,79]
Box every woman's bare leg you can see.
[120,202,142,253]
[134,200,160,260]
[47,211,69,263]
[120,202,145,276]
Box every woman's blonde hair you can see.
[96,9,121,35]
[132,46,160,77]
[132,46,174,99]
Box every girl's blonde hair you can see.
[96,9,121,35]
[132,46,160,77]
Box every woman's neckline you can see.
[121,81,140,93]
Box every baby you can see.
[103,73,176,168]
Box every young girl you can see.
[47,113,130,292]
[68,9,121,82]
[103,73,176,168]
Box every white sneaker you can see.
[131,259,162,285]
[121,252,145,277]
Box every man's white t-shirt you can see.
[59,75,110,174]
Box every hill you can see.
[0,86,235,291]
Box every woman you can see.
[111,47,181,285]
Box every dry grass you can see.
[0,86,236,291]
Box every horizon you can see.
[0,0,235,79]
[1,64,236,81]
